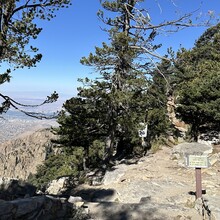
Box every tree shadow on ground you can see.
[95,202,165,220]
[0,179,36,201]
[69,186,166,220]
[72,188,116,202]
[81,198,165,220]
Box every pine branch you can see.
[0,92,59,119]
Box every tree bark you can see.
[191,123,199,142]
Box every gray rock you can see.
[46,177,69,195]
[86,201,200,220]
[172,142,213,167]
[173,142,213,156]
[103,164,132,185]
[0,195,75,220]
[139,196,151,203]
[68,196,83,203]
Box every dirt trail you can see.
[113,148,192,199]
[74,146,220,219]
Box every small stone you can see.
[139,196,151,203]
[68,196,83,203]
[75,201,84,208]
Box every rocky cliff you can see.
[0,128,57,180]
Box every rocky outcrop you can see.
[0,177,36,201]
[0,177,90,220]
[0,195,75,220]
[166,95,189,136]
[46,177,69,195]
[0,128,58,180]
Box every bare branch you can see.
[0,92,59,119]
[154,0,163,13]
[131,12,198,31]
[129,45,170,61]
[12,1,53,17]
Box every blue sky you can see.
[1,0,220,102]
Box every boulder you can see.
[172,142,213,167]
[102,164,128,185]
[46,177,69,195]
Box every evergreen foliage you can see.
[0,0,71,118]
[147,60,173,141]
[174,23,220,141]
[32,1,217,187]
[28,148,85,190]
[55,0,158,164]
[54,0,191,164]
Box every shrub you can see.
[28,147,85,190]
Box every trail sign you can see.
[186,154,209,199]
[187,155,209,168]
[138,124,148,138]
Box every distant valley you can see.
[0,110,58,143]
[0,95,68,143]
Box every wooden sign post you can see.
[195,167,202,199]
[187,155,209,199]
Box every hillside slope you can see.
[0,128,57,179]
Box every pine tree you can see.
[55,0,201,162]
[147,59,173,142]
[56,4,149,163]
[174,23,220,141]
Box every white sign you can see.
[187,155,209,168]
[138,124,148,137]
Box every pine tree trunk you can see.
[191,123,199,142]
[105,129,116,161]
